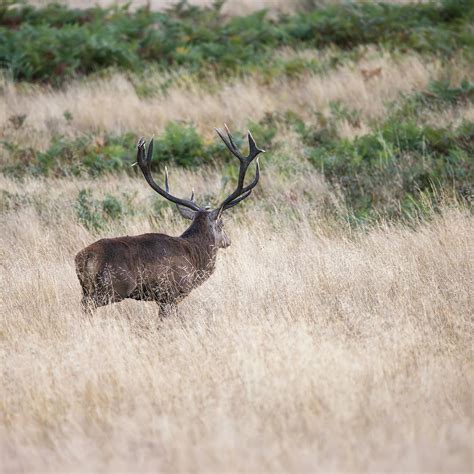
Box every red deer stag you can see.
[75,126,264,315]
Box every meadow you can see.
[1,1,473,472]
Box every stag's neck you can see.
[180,216,218,272]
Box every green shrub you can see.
[74,189,131,231]
[101,194,123,220]
[2,133,136,177]
[0,189,31,213]
[396,78,474,119]
[1,0,473,84]
[74,189,105,231]
[305,119,473,217]
[1,122,230,177]
[152,122,207,168]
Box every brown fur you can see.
[75,212,227,315]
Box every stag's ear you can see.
[176,204,196,220]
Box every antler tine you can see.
[224,124,240,154]
[214,127,264,213]
[146,136,154,164]
[247,130,265,157]
[136,138,201,212]
[215,126,244,161]
[137,137,146,166]
[165,166,196,204]
[222,189,252,210]
[137,137,146,149]
[164,166,170,193]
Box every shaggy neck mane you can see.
[181,214,216,246]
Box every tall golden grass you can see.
[1,10,472,470]
[5,51,471,154]
[1,170,472,472]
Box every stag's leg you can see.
[81,295,96,315]
[80,271,135,314]
[81,291,121,312]
[78,281,98,316]
[80,289,118,315]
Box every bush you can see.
[1,122,226,178]
[74,189,130,231]
[1,0,472,84]
[152,122,207,168]
[74,189,105,231]
[2,133,136,177]
[396,78,474,120]
[305,119,473,217]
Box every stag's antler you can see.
[214,124,265,213]
[138,127,264,215]
[137,138,201,212]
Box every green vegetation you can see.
[1,132,136,177]
[300,78,474,218]
[1,1,473,223]
[1,123,227,178]
[305,119,473,219]
[395,78,474,119]
[1,0,473,84]
[2,78,473,221]
[74,188,135,231]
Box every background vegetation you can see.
[1,1,472,472]
[1,0,473,83]
[1,0,473,221]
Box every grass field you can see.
[1,0,473,472]
[2,172,472,472]
[1,174,473,472]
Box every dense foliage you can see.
[305,119,473,217]
[1,0,473,84]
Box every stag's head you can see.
[136,126,265,249]
[174,206,231,249]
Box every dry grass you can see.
[1,170,472,472]
[1,6,472,468]
[421,102,474,129]
[2,51,463,153]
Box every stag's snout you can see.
[221,233,231,249]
